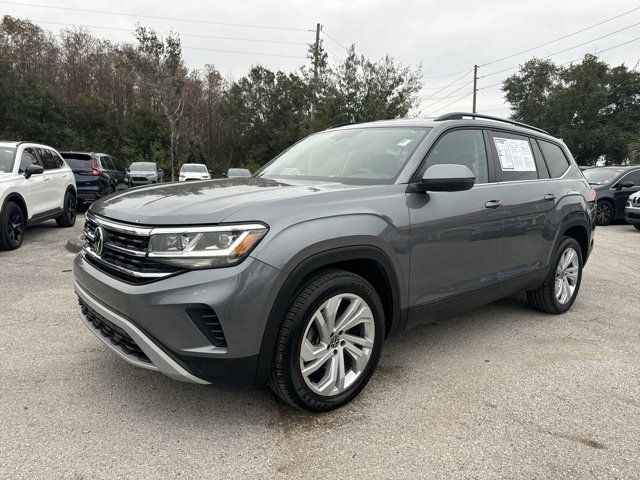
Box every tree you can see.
[122,26,186,180]
[503,55,640,164]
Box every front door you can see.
[407,128,503,328]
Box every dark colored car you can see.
[126,162,164,186]
[74,113,596,412]
[583,166,640,225]
[625,191,640,230]
[60,152,127,203]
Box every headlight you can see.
[148,224,267,268]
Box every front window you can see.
[583,168,621,185]
[258,127,431,184]
[181,164,208,173]
[0,147,16,173]
[130,162,157,173]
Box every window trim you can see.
[536,138,571,179]
[409,126,495,185]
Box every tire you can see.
[269,269,385,412]
[527,236,583,314]
[634,224,640,231]
[0,201,25,250]
[596,200,614,226]
[55,191,77,227]
[108,184,116,194]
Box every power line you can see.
[321,29,349,51]
[421,79,474,111]
[29,19,310,46]
[182,45,306,59]
[421,70,472,101]
[480,4,640,67]
[0,0,312,32]
[426,91,474,116]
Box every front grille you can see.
[132,176,148,181]
[78,298,151,363]
[83,214,182,284]
[186,307,227,347]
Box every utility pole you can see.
[311,23,322,128]
[472,64,478,113]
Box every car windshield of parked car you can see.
[583,168,621,185]
[0,146,16,173]
[228,168,251,177]
[130,162,156,172]
[258,127,431,184]
[181,164,208,173]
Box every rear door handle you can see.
[544,193,556,201]
[485,200,502,209]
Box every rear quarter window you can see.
[538,140,570,178]
[488,130,539,181]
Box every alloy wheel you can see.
[299,293,375,397]
[66,194,76,224]
[7,208,24,246]
[596,203,611,225]
[554,247,579,304]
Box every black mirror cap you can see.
[621,181,635,189]
[419,164,476,192]
[24,164,44,179]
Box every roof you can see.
[0,141,20,148]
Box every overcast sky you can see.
[3,0,640,116]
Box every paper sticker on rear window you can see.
[493,137,536,172]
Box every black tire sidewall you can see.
[1,201,24,250]
[283,272,385,411]
[549,237,583,313]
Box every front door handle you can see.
[544,193,556,201]
[485,200,502,209]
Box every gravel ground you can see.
[0,218,639,479]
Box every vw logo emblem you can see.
[93,226,105,256]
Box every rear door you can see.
[487,130,558,293]
[407,128,503,327]
[37,148,67,210]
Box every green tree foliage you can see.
[503,55,640,165]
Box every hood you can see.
[89,177,360,225]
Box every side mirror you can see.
[418,164,475,192]
[620,181,635,189]
[24,164,44,179]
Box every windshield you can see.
[583,168,622,185]
[130,162,156,172]
[228,168,251,177]
[0,146,16,173]
[181,164,208,173]
[258,127,430,184]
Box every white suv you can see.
[0,141,77,250]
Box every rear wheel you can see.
[527,236,583,314]
[0,201,25,250]
[596,200,614,226]
[269,270,384,412]
[56,191,76,227]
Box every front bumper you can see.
[129,178,157,186]
[74,251,285,384]
[625,206,640,224]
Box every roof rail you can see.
[434,112,549,135]
[326,122,353,130]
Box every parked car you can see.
[75,113,595,412]
[60,152,127,203]
[179,163,211,181]
[126,162,163,186]
[583,166,640,225]
[225,168,251,178]
[0,141,77,250]
[625,191,640,230]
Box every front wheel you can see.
[527,236,583,314]
[596,201,614,226]
[269,270,384,412]
[56,191,76,227]
[0,201,25,250]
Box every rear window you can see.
[61,154,93,171]
[538,140,570,178]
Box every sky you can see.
[2,0,640,117]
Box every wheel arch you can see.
[557,213,591,265]
[254,245,403,384]
[2,192,28,220]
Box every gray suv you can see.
[74,113,596,412]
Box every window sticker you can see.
[493,137,536,172]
